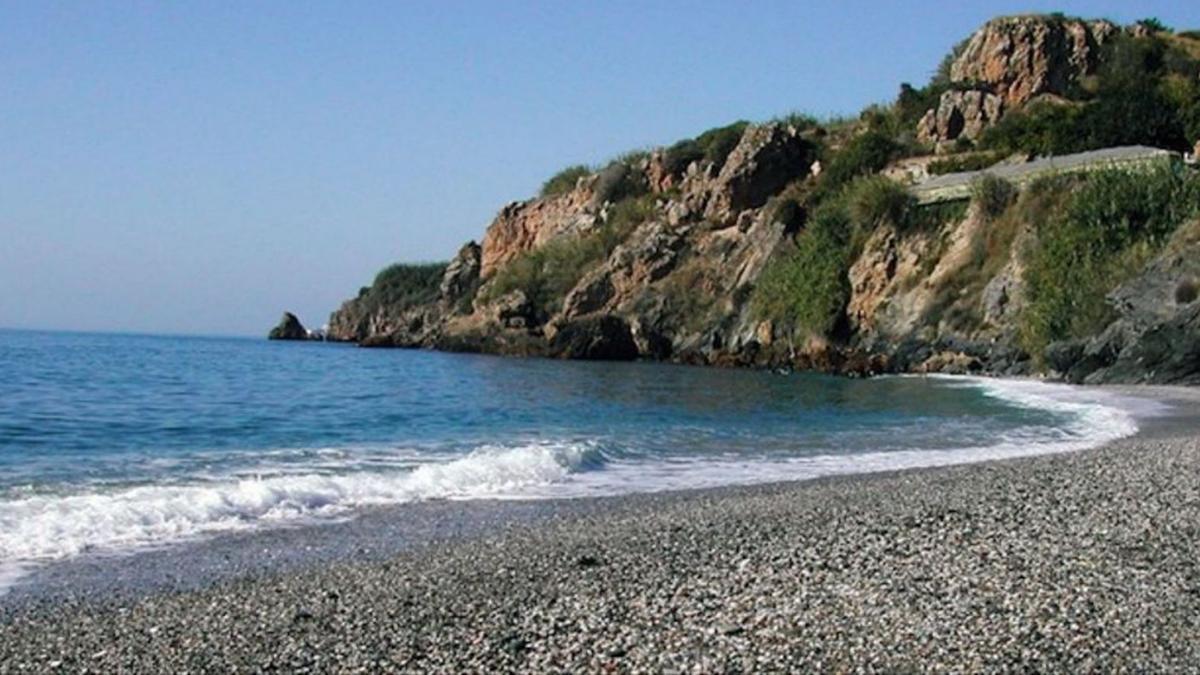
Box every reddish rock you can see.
[950,16,1116,107]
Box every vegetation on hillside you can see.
[540,165,592,197]
[662,121,751,175]
[752,203,852,341]
[753,175,966,340]
[1019,166,1200,358]
[353,262,447,314]
[978,31,1200,155]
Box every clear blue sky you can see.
[2,1,1197,336]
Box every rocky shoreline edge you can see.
[3,387,1200,672]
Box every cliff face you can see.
[326,14,1200,384]
[336,121,818,364]
[918,16,1117,148]
[950,16,1116,106]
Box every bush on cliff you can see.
[971,174,1018,220]
[817,130,901,196]
[357,262,447,312]
[928,151,1007,176]
[753,204,852,340]
[483,235,605,321]
[662,121,750,175]
[541,165,592,197]
[845,176,913,230]
[1020,165,1200,358]
[978,31,1198,156]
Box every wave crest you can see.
[0,441,599,564]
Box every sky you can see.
[2,1,1198,336]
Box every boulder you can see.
[268,312,311,340]
[490,290,536,329]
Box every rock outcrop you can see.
[480,189,599,278]
[950,16,1116,107]
[702,124,814,226]
[268,312,313,340]
[916,89,1005,146]
[919,15,1117,147]
[439,241,482,309]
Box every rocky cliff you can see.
[918,15,1117,148]
[323,13,1200,384]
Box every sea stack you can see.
[267,312,311,340]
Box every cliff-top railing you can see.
[910,145,1182,205]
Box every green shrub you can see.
[977,102,1086,155]
[1137,18,1171,34]
[605,194,655,236]
[1020,166,1200,358]
[540,164,592,197]
[360,262,447,311]
[663,121,750,175]
[818,131,901,194]
[905,200,970,234]
[662,139,704,175]
[970,174,1018,220]
[592,161,648,205]
[613,149,651,166]
[753,204,852,339]
[896,82,947,129]
[772,112,820,130]
[1180,30,1200,41]
[695,121,750,168]
[845,176,913,229]
[483,235,606,321]
[932,37,970,87]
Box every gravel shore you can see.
[3,401,1200,671]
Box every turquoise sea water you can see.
[0,329,1139,584]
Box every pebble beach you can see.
[3,392,1200,673]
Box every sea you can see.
[0,329,1150,591]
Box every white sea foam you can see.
[535,376,1146,497]
[0,377,1152,595]
[0,442,595,579]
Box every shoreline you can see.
[3,386,1200,670]
[0,378,1180,610]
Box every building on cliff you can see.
[910,146,1183,205]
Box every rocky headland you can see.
[312,14,1200,385]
